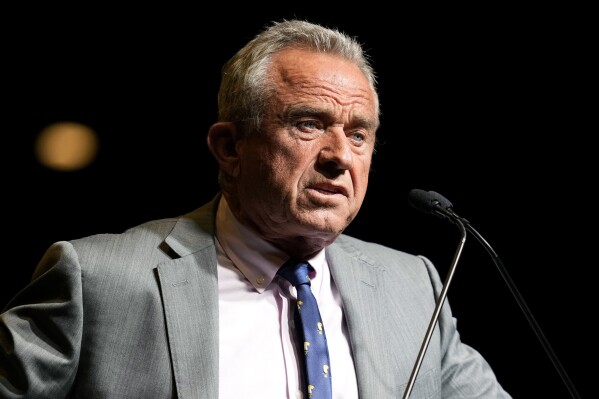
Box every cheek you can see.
[355,176,369,200]
[270,154,303,191]
[271,144,307,178]
[356,157,372,181]
[244,148,295,192]
[351,160,372,201]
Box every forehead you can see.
[269,48,378,119]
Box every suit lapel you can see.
[157,247,219,398]
[156,197,221,398]
[327,240,402,398]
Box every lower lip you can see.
[309,188,346,200]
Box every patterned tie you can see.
[278,260,333,399]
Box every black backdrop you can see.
[3,5,593,398]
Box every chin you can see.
[300,213,349,236]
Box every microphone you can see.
[405,189,581,399]
[407,188,455,220]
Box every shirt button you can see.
[296,390,303,399]
[256,276,265,286]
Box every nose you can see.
[318,127,353,171]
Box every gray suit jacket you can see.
[0,195,511,398]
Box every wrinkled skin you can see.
[208,48,379,259]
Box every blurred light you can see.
[35,122,99,171]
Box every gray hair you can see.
[217,19,380,135]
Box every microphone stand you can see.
[402,208,467,399]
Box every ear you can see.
[207,122,241,177]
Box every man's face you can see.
[234,48,378,250]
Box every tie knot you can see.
[278,259,313,287]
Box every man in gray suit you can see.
[0,20,511,398]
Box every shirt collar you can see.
[215,197,326,293]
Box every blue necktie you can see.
[278,260,333,399]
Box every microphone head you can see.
[408,189,453,214]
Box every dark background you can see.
[3,5,593,398]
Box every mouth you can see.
[309,183,349,197]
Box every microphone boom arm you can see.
[457,214,581,399]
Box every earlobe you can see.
[207,122,241,177]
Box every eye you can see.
[297,120,324,133]
[352,133,364,141]
[349,131,366,143]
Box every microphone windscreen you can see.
[408,189,453,214]
[428,191,453,209]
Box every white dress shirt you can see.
[215,197,359,399]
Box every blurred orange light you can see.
[35,122,99,171]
